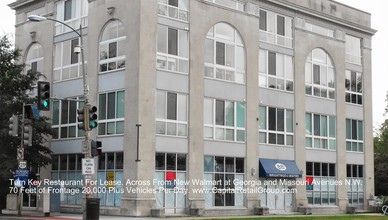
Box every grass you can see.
[212,215,388,220]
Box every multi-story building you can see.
[9,0,376,216]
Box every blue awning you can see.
[259,158,302,178]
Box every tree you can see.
[374,120,388,196]
[0,35,53,212]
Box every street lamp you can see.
[27,14,94,213]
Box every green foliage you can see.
[0,35,53,211]
[374,119,388,196]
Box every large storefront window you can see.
[346,164,364,206]
[306,162,336,205]
[97,152,123,206]
[155,153,187,214]
[51,154,84,205]
[204,156,244,207]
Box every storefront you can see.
[258,159,302,212]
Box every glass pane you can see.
[305,113,312,135]
[167,92,177,120]
[259,106,266,129]
[358,121,363,140]
[225,101,234,126]
[236,102,245,128]
[107,92,116,119]
[259,132,266,143]
[204,156,214,172]
[286,110,293,132]
[276,53,284,77]
[116,121,124,134]
[216,42,225,65]
[314,114,320,136]
[155,153,165,170]
[178,94,187,121]
[107,122,115,135]
[277,108,284,131]
[99,94,107,120]
[321,115,327,136]
[116,91,125,118]
[268,52,276,75]
[329,116,335,137]
[168,28,178,55]
[205,39,214,64]
[268,107,276,131]
[166,153,176,170]
[216,100,225,125]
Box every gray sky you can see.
[1,0,387,129]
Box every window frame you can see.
[345,70,363,105]
[157,0,189,22]
[52,98,85,139]
[259,9,293,48]
[98,90,125,136]
[305,112,336,150]
[346,119,364,152]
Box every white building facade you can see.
[10,0,375,216]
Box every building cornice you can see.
[262,0,377,36]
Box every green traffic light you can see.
[43,100,49,108]
[90,121,98,128]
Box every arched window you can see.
[26,43,44,77]
[305,48,335,100]
[99,20,126,73]
[205,23,245,84]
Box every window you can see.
[304,22,334,38]
[204,98,245,142]
[205,23,245,84]
[53,38,87,82]
[204,156,244,207]
[55,0,88,35]
[156,91,187,137]
[259,49,293,91]
[259,10,292,48]
[25,43,44,76]
[346,119,364,152]
[97,152,123,207]
[206,0,245,11]
[305,113,336,150]
[346,164,364,206]
[306,162,336,205]
[157,25,189,74]
[345,35,362,65]
[259,106,293,146]
[52,98,85,139]
[345,70,362,105]
[305,48,335,100]
[51,154,84,205]
[155,153,187,209]
[98,91,125,136]
[99,20,126,73]
[157,0,188,22]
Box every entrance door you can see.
[165,173,186,214]
[275,185,285,210]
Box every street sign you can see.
[17,148,24,160]
[82,158,95,175]
[18,160,27,169]
[15,169,29,188]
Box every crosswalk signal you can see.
[91,140,102,157]
[8,115,19,137]
[23,122,32,146]
[77,106,87,131]
[88,106,98,130]
[37,81,50,111]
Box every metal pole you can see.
[135,124,141,162]
[17,104,26,216]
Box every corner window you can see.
[99,20,126,73]
[205,23,245,84]
[345,35,362,65]
[305,48,335,100]
[345,70,362,105]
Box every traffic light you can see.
[8,115,19,137]
[88,106,98,130]
[77,106,87,131]
[91,140,102,157]
[23,122,32,146]
[37,81,50,111]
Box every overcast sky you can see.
[1,0,387,129]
